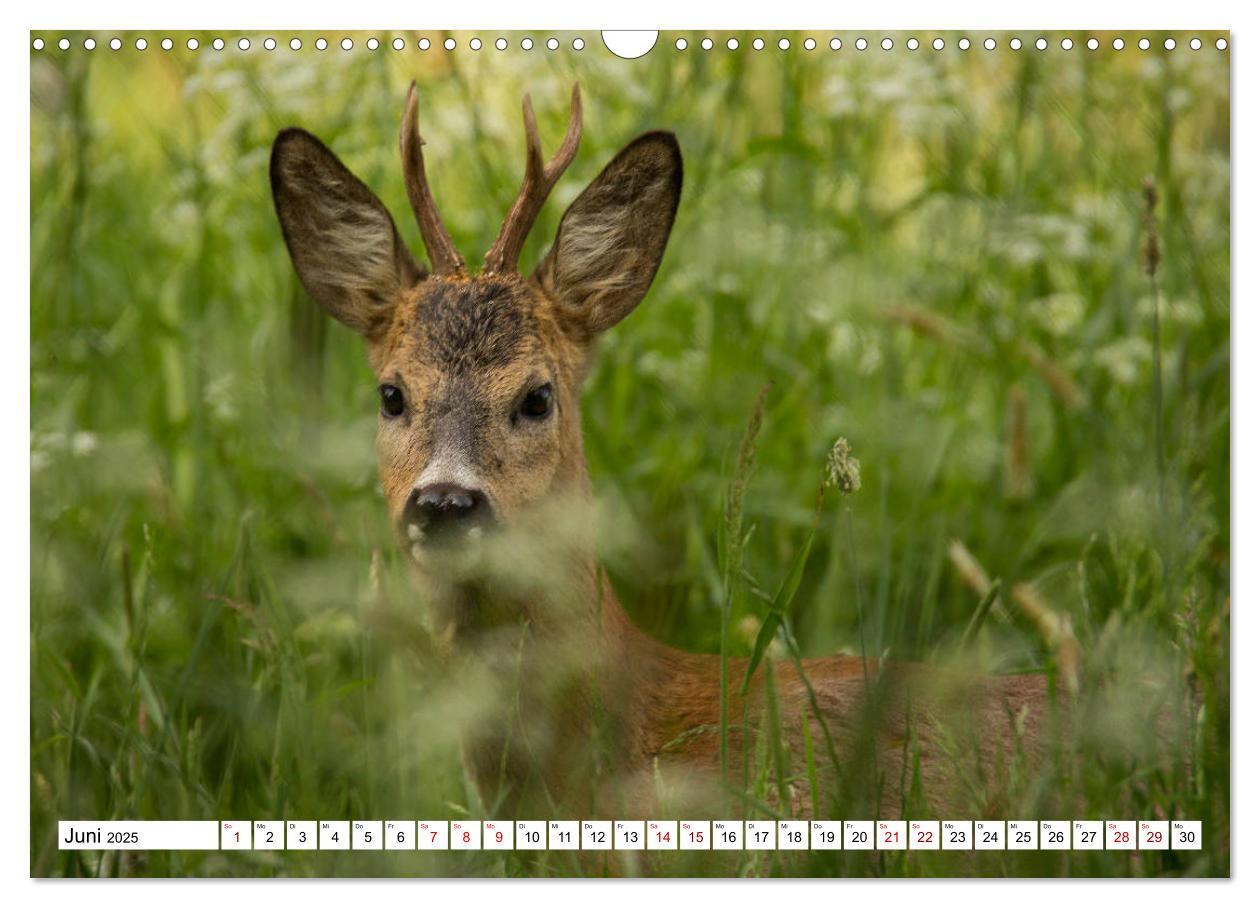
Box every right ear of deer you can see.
[536,130,683,336]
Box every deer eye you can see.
[379,384,405,418]
[516,383,554,422]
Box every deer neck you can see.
[441,502,674,814]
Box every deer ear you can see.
[535,131,682,336]
[270,127,423,339]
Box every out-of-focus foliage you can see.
[30,30,1229,876]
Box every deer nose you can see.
[402,483,493,543]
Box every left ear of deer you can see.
[536,131,683,335]
[270,127,424,339]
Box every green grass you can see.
[30,30,1230,876]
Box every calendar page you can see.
[28,19,1230,882]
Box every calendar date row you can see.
[60,819,1202,852]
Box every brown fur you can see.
[270,87,1056,824]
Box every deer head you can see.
[270,84,682,610]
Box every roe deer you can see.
[270,83,1059,823]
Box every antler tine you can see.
[400,82,466,277]
[483,84,583,275]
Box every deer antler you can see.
[400,82,466,277]
[483,84,583,276]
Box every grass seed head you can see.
[1142,175,1161,278]
[825,436,862,495]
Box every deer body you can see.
[271,83,1054,823]
[448,555,1053,821]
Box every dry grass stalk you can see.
[1003,384,1033,501]
[948,538,994,599]
[1011,582,1080,694]
[1142,176,1161,278]
[885,304,1082,412]
[884,303,983,352]
[947,538,1016,632]
[1017,339,1084,411]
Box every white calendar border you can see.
[6,0,1251,905]
[5,1,1246,29]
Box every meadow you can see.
[30,30,1230,876]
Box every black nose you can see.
[402,483,492,543]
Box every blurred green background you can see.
[30,30,1229,876]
